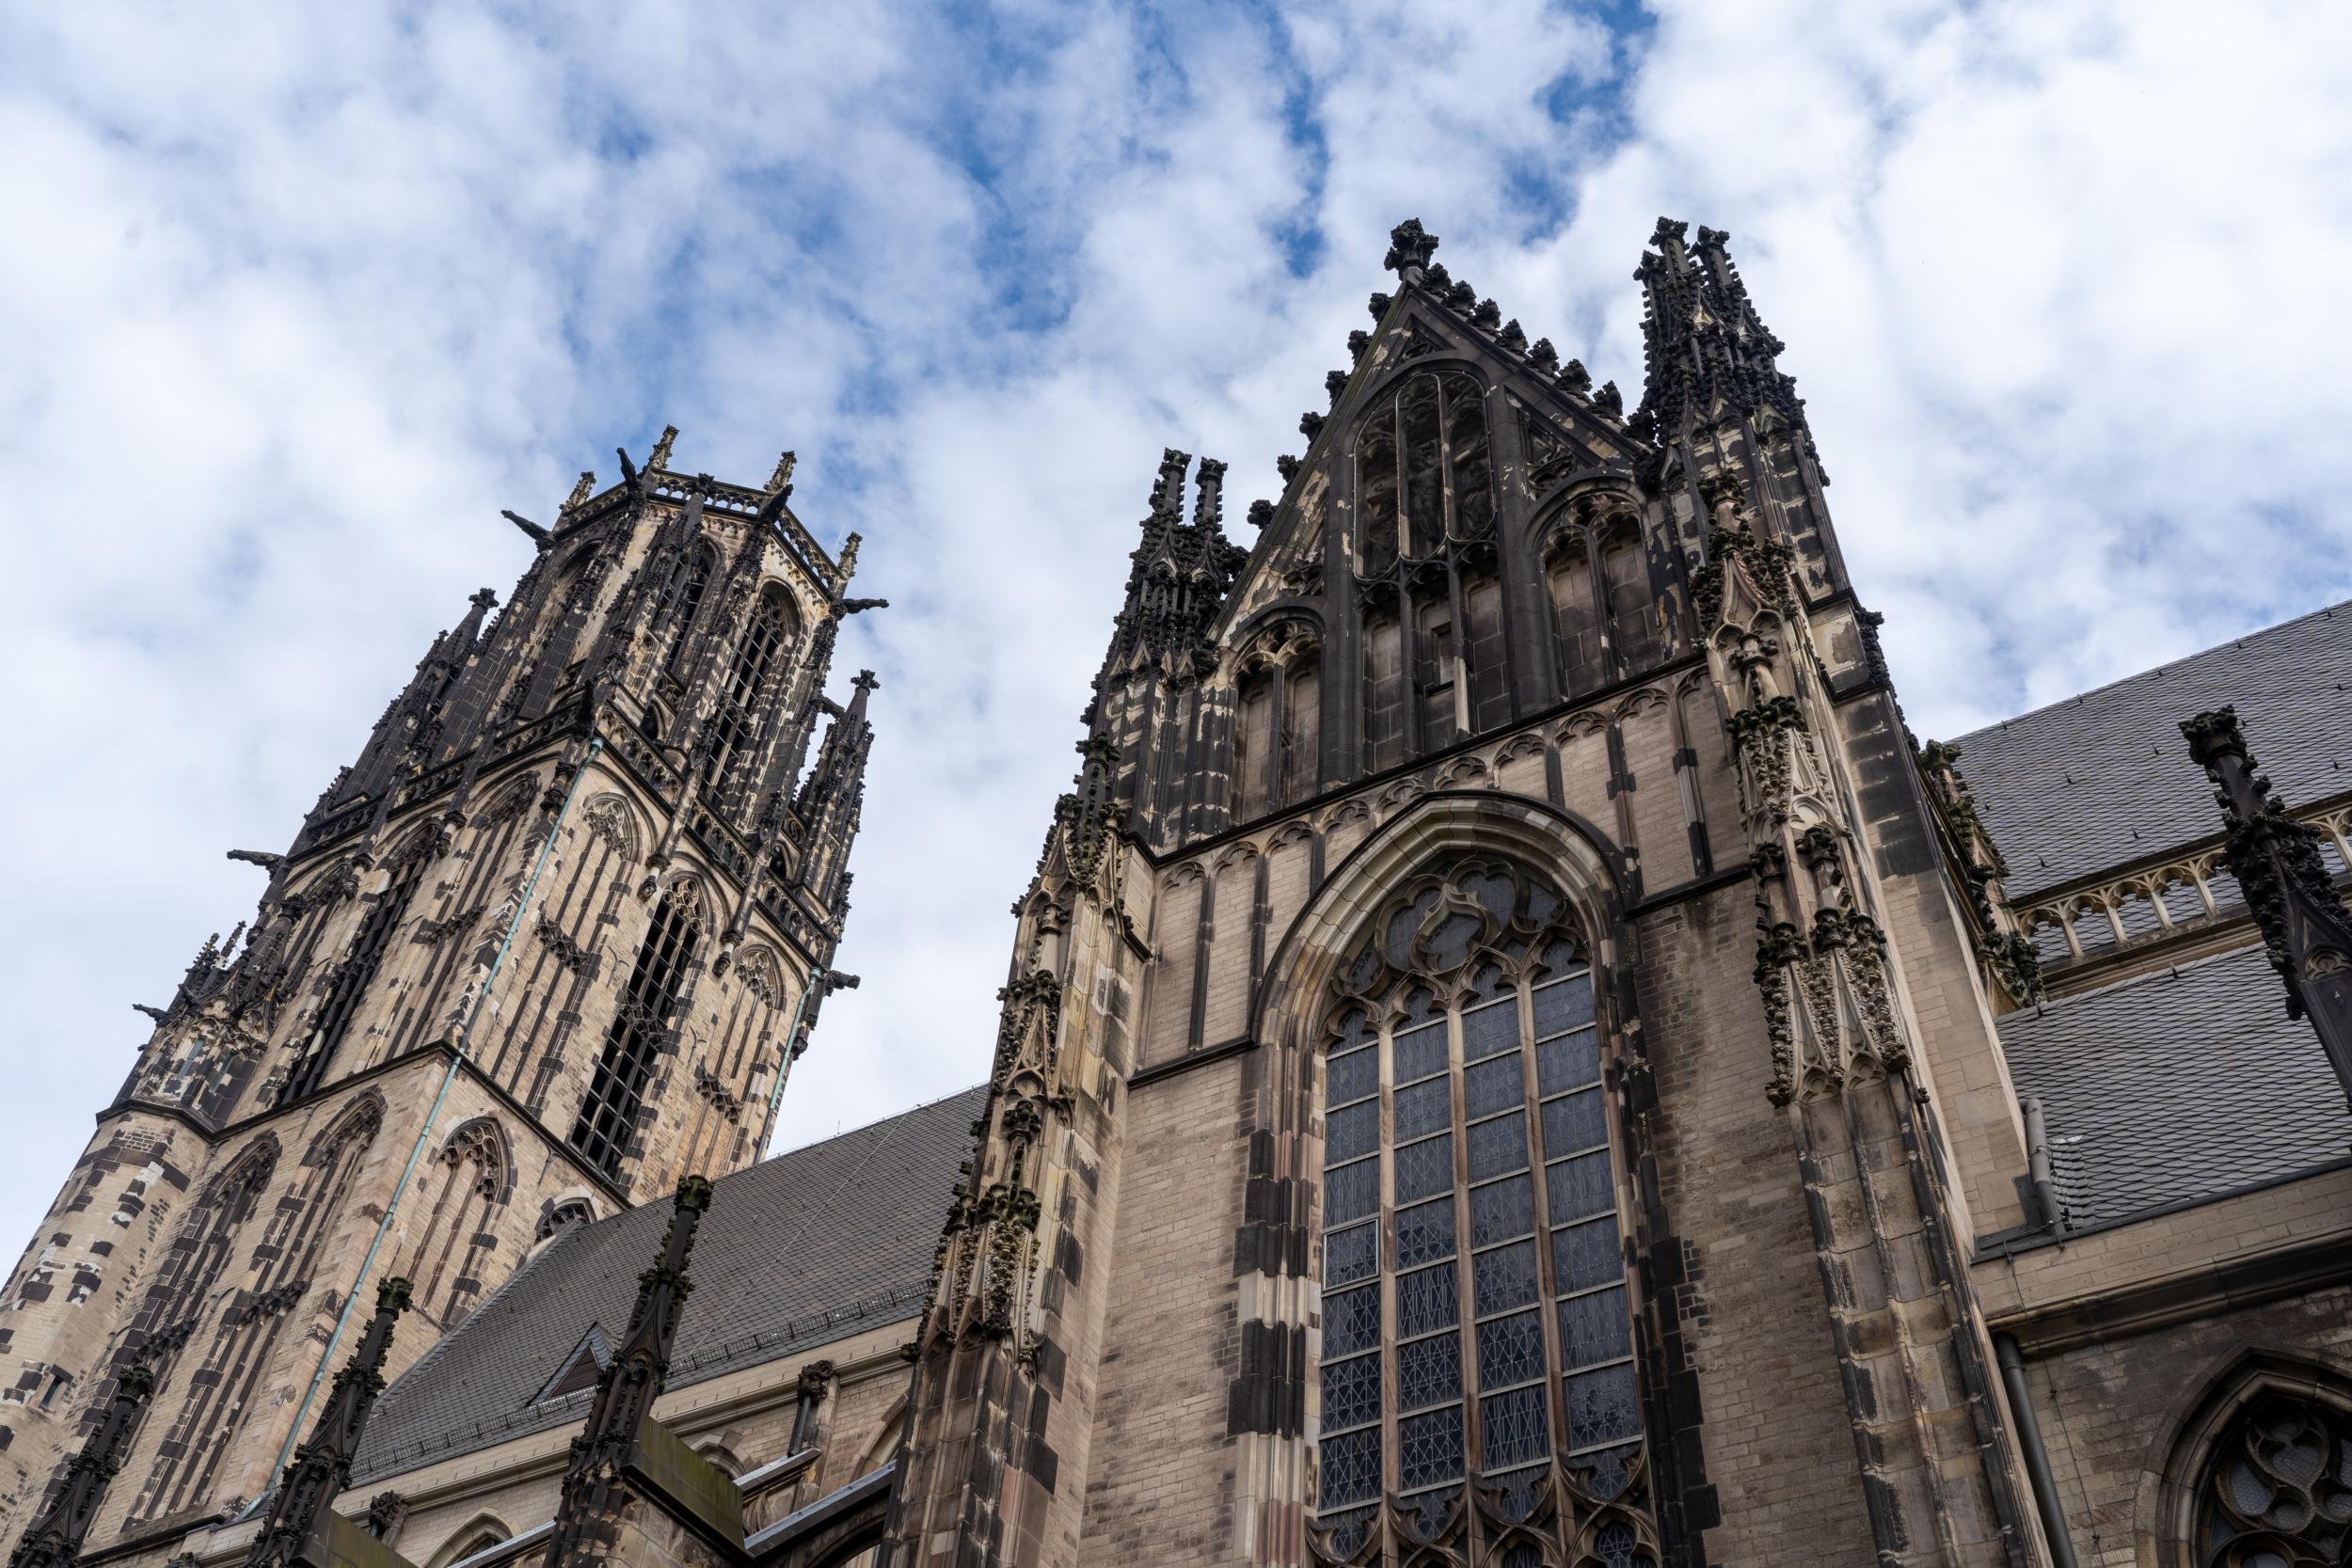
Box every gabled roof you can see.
[349,1086,984,1486]
[1995,943,2351,1231]
[1951,599,2352,903]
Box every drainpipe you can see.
[1994,1332,2080,1568]
[2024,1098,2063,1233]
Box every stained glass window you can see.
[1314,867,1645,1550]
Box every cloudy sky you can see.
[3,0,2348,1257]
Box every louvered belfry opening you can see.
[569,882,702,1178]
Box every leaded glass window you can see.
[1314,858,1646,1543]
[2195,1395,2352,1567]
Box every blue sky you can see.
[3,0,2350,1258]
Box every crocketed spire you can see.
[1630,217,1805,446]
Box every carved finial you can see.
[469,588,499,610]
[1383,218,1439,283]
[564,471,596,510]
[2180,705,2249,770]
[238,1280,409,1568]
[837,532,861,580]
[1193,458,1227,529]
[769,450,797,493]
[647,425,678,470]
[1153,450,1192,519]
[2178,705,2352,1107]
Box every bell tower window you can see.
[707,588,793,784]
[569,880,701,1178]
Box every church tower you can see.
[0,434,881,1551]
[882,219,2055,1566]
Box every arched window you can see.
[660,544,716,672]
[1354,372,1495,576]
[1546,533,1606,700]
[535,1196,596,1242]
[2193,1392,2352,1566]
[569,880,702,1178]
[280,846,431,1105]
[1598,519,1661,674]
[399,1119,508,1327]
[707,588,795,783]
[1316,860,1650,1560]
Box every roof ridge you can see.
[754,1084,987,1169]
[1959,595,2352,744]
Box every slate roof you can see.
[349,1086,983,1487]
[1996,944,2351,1230]
[1950,599,2352,904]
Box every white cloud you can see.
[1,0,2347,1268]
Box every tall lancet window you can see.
[1315,859,1652,1564]
[569,879,702,1178]
[1353,371,1496,578]
[661,544,716,671]
[707,587,794,783]
[278,841,430,1106]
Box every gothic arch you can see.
[423,1512,516,1568]
[2137,1344,2352,1568]
[398,1116,514,1326]
[735,945,785,1009]
[474,770,544,832]
[576,792,641,863]
[1236,791,1645,1563]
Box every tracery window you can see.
[1543,508,1666,701]
[280,845,430,1105]
[1316,858,1653,1563]
[1354,371,1495,578]
[569,879,702,1179]
[707,587,794,783]
[660,544,716,671]
[2195,1395,2352,1567]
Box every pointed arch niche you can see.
[1233,796,1666,1568]
[2142,1348,2352,1568]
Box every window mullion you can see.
[1447,997,1478,1513]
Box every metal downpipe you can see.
[1994,1330,2080,1568]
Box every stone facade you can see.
[7,216,2351,1568]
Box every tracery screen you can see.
[1316,869,1643,1548]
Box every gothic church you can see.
[3,217,2348,1568]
